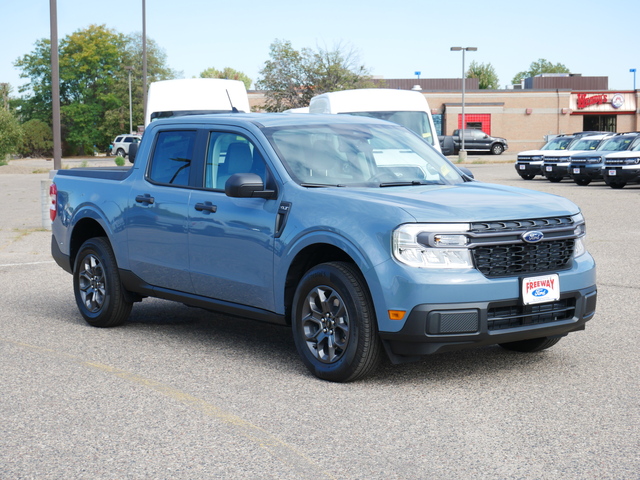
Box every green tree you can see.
[467,61,499,89]
[0,109,23,161]
[256,39,374,112]
[17,119,52,157]
[200,67,252,90]
[511,58,571,86]
[14,25,178,155]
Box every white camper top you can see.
[145,78,250,126]
[308,89,441,151]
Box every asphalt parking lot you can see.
[0,158,638,479]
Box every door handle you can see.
[135,194,154,205]
[194,201,217,213]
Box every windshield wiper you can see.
[300,183,346,188]
[379,180,440,187]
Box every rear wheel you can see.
[292,262,382,382]
[116,148,126,157]
[73,237,132,327]
[499,336,562,352]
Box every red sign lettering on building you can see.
[576,93,608,110]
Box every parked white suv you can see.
[111,134,141,157]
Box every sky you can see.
[2,0,639,95]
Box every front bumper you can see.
[515,162,542,176]
[569,165,604,181]
[603,166,640,183]
[543,163,570,178]
[379,285,597,359]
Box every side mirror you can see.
[458,166,475,180]
[128,143,138,164]
[225,173,275,199]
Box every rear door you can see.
[126,129,202,293]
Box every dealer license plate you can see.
[573,168,581,174]
[608,169,617,176]
[522,274,560,305]
[546,166,553,172]
[519,164,525,170]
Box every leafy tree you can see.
[257,39,374,112]
[467,61,499,89]
[511,59,571,86]
[200,67,252,90]
[0,109,23,161]
[14,25,178,155]
[17,119,52,157]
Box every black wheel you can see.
[73,237,132,327]
[547,176,563,183]
[291,262,382,382]
[116,148,126,157]
[574,178,591,186]
[499,336,562,352]
[608,180,626,189]
[518,173,535,180]
[491,143,504,155]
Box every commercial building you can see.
[249,74,639,152]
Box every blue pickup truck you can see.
[50,113,597,381]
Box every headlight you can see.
[572,213,587,258]
[587,156,603,164]
[393,224,473,269]
[625,157,640,165]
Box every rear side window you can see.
[148,130,197,186]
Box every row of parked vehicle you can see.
[515,131,640,189]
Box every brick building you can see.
[249,74,640,153]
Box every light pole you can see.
[125,66,134,134]
[451,46,477,161]
[631,68,637,90]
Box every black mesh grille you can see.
[472,239,574,277]
[488,298,576,331]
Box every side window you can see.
[124,137,132,143]
[204,132,266,190]
[148,130,197,186]
[115,136,122,143]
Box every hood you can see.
[517,149,545,157]
[319,182,579,224]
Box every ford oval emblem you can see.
[532,288,549,297]
[522,230,544,243]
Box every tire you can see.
[73,237,132,327]
[518,174,535,180]
[116,148,126,157]
[608,180,626,189]
[574,178,591,186]
[547,176,563,183]
[291,262,382,382]
[499,336,562,352]
[491,143,504,155]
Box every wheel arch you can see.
[69,217,109,272]
[282,243,367,326]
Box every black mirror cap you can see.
[458,166,475,180]
[225,173,276,199]
[128,143,138,164]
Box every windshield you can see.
[542,137,573,150]
[570,138,603,150]
[341,111,436,146]
[263,123,463,187]
[599,136,638,151]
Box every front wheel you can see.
[574,177,591,186]
[73,237,132,327]
[499,336,562,352]
[491,144,504,155]
[547,176,563,183]
[608,180,626,189]
[291,262,382,382]
[518,173,535,180]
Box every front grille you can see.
[472,240,574,277]
[488,298,576,331]
[468,216,577,278]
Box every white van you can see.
[145,78,250,126]
[308,89,441,152]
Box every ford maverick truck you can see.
[50,113,597,382]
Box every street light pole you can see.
[450,46,477,161]
[125,66,133,134]
[630,68,637,90]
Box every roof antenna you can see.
[226,90,239,113]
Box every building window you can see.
[583,115,616,132]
